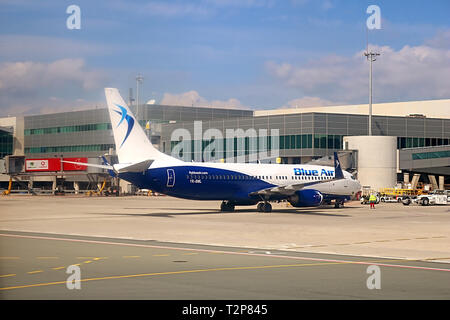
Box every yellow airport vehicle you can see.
[379,188,422,197]
[2,178,12,195]
[86,178,107,196]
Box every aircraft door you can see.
[166,169,175,187]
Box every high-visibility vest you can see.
[369,195,377,201]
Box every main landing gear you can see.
[220,201,272,213]
[334,200,345,208]
[220,201,235,212]
[257,202,272,213]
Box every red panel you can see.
[63,157,88,171]
[25,158,61,172]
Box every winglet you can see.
[334,152,344,179]
[101,155,117,178]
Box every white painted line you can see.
[1,233,449,273]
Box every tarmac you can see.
[1,195,449,299]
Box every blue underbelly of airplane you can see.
[118,165,349,204]
[119,166,277,202]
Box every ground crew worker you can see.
[369,194,377,209]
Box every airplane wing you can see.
[61,160,113,170]
[114,159,154,173]
[249,178,333,197]
[61,159,154,174]
[249,152,344,197]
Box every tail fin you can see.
[105,88,176,164]
[333,152,344,179]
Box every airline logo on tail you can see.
[114,104,134,148]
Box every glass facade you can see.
[24,123,112,136]
[280,134,315,149]
[16,107,450,159]
[169,134,345,160]
[21,105,253,157]
[0,130,13,158]
[25,144,114,154]
[412,150,450,160]
[397,137,449,149]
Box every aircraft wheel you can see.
[334,200,344,208]
[257,203,264,212]
[263,203,272,213]
[220,201,235,212]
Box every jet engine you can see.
[288,189,323,207]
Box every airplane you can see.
[64,88,361,213]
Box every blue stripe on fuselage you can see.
[118,165,276,201]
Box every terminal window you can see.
[0,130,13,158]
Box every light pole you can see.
[364,51,379,136]
[136,74,144,121]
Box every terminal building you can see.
[1,98,449,193]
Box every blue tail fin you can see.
[334,152,344,179]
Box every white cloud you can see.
[0,59,106,116]
[283,96,337,108]
[266,36,450,103]
[0,98,105,117]
[160,90,246,109]
[425,30,450,49]
[0,59,105,93]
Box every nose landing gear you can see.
[220,201,235,212]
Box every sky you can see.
[0,0,449,116]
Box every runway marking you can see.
[1,233,449,274]
[27,270,43,274]
[0,274,16,278]
[153,254,170,257]
[286,236,447,249]
[52,267,65,270]
[0,259,400,291]
[0,257,20,260]
[36,257,59,259]
[123,256,140,258]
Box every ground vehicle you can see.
[402,190,448,206]
[379,195,398,203]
